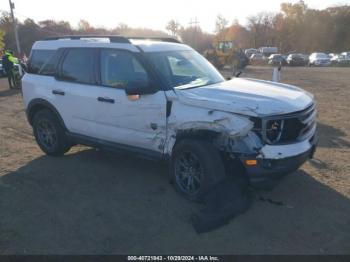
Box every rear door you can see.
[51,48,102,137]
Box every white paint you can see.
[22,75,167,153]
[309,53,332,66]
[174,78,314,117]
[32,40,140,52]
[32,39,189,53]
[130,40,192,52]
[272,67,280,82]
[23,39,317,168]
[258,139,313,159]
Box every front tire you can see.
[33,109,71,156]
[170,139,226,201]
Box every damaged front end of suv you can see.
[164,78,318,189]
[231,103,317,185]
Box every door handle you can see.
[52,90,65,96]
[97,97,115,104]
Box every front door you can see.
[90,49,167,153]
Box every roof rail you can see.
[128,37,181,44]
[42,35,182,44]
[43,35,131,44]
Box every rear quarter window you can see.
[28,50,55,74]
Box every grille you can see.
[253,103,317,145]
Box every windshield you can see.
[145,50,224,90]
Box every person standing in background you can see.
[2,50,16,89]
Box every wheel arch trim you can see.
[26,98,67,130]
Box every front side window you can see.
[61,48,95,84]
[146,50,224,89]
[100,50,148,88]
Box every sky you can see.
[0,0,349,33]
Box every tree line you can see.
[170,0,350,54]
[0,15,168,56]
[0,0,349,57]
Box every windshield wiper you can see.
[176,80,221,90]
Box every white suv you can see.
[309,52,331,66]
[22,35,318,200]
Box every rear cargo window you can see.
[28,50,55,74]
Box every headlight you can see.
[266,119,284,144]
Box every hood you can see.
[175,78,314,117]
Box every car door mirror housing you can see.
[125,80,156,95]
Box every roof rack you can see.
[43,35,181,44]
[128,37,181,44]
[43,35,131,44]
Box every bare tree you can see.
[166,19,181,36]
[215,14,228,38]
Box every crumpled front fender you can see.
[164,99,261,155]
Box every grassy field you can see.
[0,66,349,254]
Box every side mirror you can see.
[125,80,156,96]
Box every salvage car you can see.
[244,48,258,58]
[331,54,350,66]
[341,52,350,59]
[249,53,266,65]
[309,52,331,66]
[22,36,318,200]
[286,54,307,66]
[268,54,286,66]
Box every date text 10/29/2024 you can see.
[128,256,220,261]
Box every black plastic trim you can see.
[26,98,67,129]
[166,101,172,117]
[66,132,164,161]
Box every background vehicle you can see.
[341,52,350,58]
[249,53,265,65]
[300,54,310,64]
[259,47,278,58]
[286,54,307,66]
[309,52,331,66]
[330,54,350,66]
[268,54,286,66]
[244,48,258,58]
[22,35,317,201]
[204,40,248,71]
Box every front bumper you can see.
[239,133,318,184]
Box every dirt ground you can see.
[0,66,349,254]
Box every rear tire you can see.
[170,139,226,201]
[33,109,71,156]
